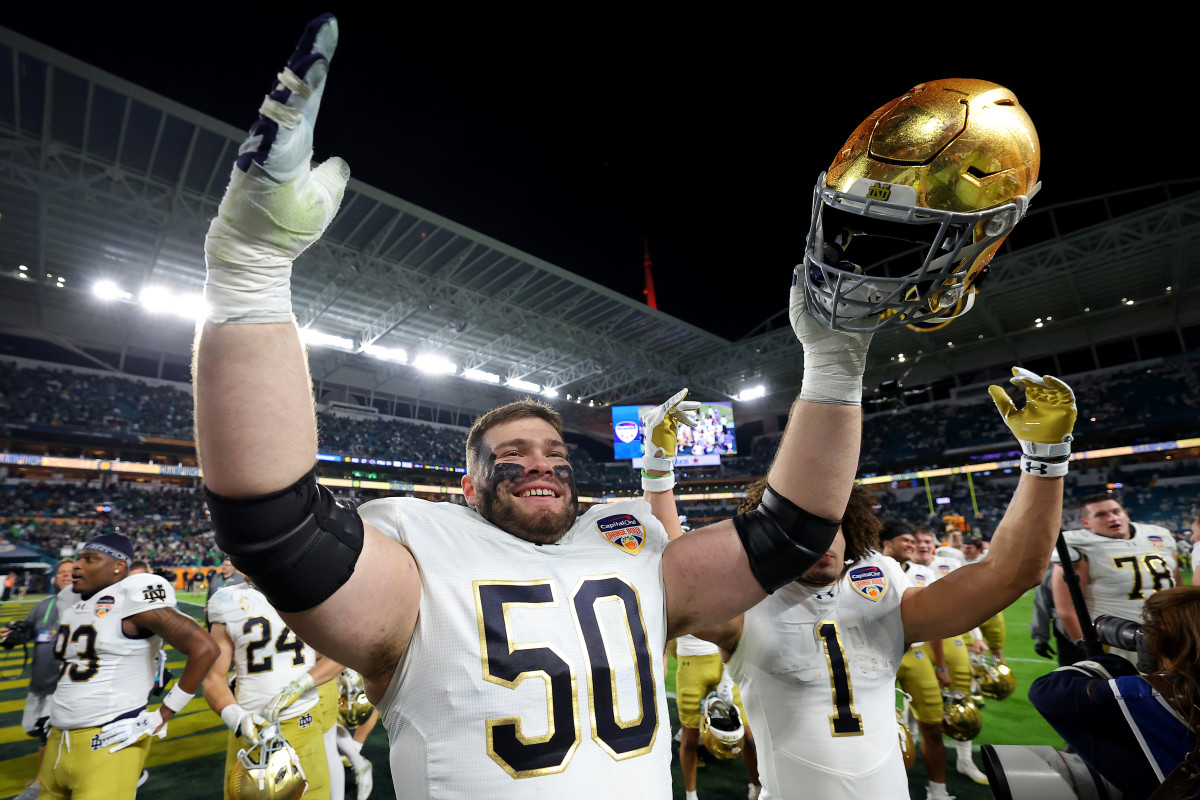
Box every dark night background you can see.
[1,5,1186,340]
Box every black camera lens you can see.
[1093,615,1144,652]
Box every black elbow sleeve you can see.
[205,469,364,612]
[733,484,842,594]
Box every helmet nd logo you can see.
[866,182,892,201]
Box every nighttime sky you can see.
[2,5,1184,341]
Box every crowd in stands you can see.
[4,355,1199,484]
[1,354,1198,569]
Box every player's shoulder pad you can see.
[589,498,669,546]
[358,494,467,544]
[1049,545,1082,564]
[119,573,177,614]
[208,583,249,623]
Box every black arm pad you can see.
[732,484,842,594]
[205,469,364,612]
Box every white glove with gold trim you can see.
[204,14,350,324]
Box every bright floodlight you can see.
[737,385,766,401]
[463,369,500,384]
[139,287,174,313]
[364,344,408,363]
[300,329,355,351]
[93,280,131,301]
[541,387,559,398]
[506,378,540,393]
[414,354,456,375]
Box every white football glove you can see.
[204,13,350,324]
[715,667,735,707]
[98,709,168,753]
[640,388,701,491]
[988,367,1077,477]
[220,703,270,743]
[264,672,316,723]
[790,269,872,404]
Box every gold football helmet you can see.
[972,655,1016,701]
[803,78,1041,333]
[227,722,308,800]
[699,691,745,760]
[338,669,374,728]
[942,690,983,742]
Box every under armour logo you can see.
[90,733,103,751]
[814,589,836,600]
[142,586,168,602]
[1024,461,1048,475]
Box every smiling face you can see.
[913,531,936,565]
[462,416,579,544]
[1081,499,1131,539]
[883,533,916,565]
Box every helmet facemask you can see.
[804,174,1038,333]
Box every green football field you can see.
[1,582,1165,799]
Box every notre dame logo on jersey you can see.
[142,585,168,603]
[298,713,313,729]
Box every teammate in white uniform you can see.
[193,15,869,799]
[1053,494,1181,662]
[680,368,1079,800]
[203,581,345,799]
[40,533,218,799]
[910,530,990,785]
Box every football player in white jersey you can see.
[880,523,953,798]
[910,529,991,785]
[1053,494,1182,662]
[40,533,219,800]
[193,15,869,799]
[672,368,1078,800]
[203,580,346,800]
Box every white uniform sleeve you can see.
[117,573,178,618]
[207,585,240,625]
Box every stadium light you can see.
[414,354,456,375]
[93,280,132,301]
[463,368,500,384]
[541,387,559,398]
[506,378,540,393]
[736,385,766,401]
[364,344,408,363]
[300,329,355,351]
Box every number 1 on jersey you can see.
[817,620,864,737]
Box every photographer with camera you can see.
[0,558,74,800]
[1028,585,1200,800]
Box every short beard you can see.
[475,464,579,545]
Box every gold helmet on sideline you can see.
[942,690,982,742]
[699,691,745,760]
[972,654,1016,700]
[338,668,374,728]
[803,79,1041,333]
[227,722,308,800]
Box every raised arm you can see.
[663,274,868,638]
[639,389,701,541]
[902,368,1076,643]
[192,15,420,696]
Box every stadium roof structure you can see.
[2,26,1200,436]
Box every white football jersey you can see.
[208,583,318,719]
[365,498,671,799]
[935,545,966,564]
[1063,523,1179,623]
[727,553,913,799]
[49,574,174,729]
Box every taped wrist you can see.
[206,468,363,612]
[732,484,842,593]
